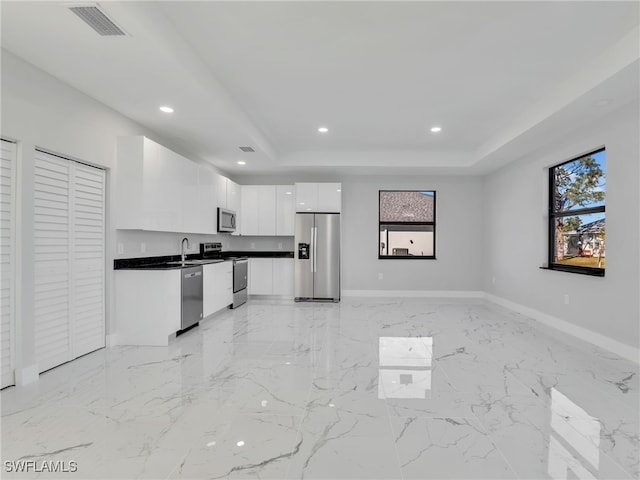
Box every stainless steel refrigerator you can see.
[294,213,340,302]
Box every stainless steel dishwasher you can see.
[231,257,248,308]
[181,266,203,330]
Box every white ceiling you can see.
[1,1,638,176]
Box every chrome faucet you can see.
[181,237,190,263]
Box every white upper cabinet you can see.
[295,182,318,212]
[242,185,294,236]
[116,136,182,232]
[317,183,342,212]
[241,185,276,236]
[198,165,217,234]
[226,179,241,235]
[214,172,227,209]
[295,183,341,213]
[240,186,259,235]
[116,136,221,234]
[181,156,200,234]
[276,185,295,236]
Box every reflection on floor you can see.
[2,298,638,479]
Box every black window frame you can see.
[378,190,436,260]
[547,148,605,277]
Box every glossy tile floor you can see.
[2,298,638,479]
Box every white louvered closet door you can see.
[71,163,105,358]
[34,150,105,373]
[1,140,16,388]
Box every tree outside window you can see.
[549,148,605,276]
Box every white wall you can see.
[115,231,231,259]
[234,174,485,293]
[483,102,639,349]
[230,236,294,252]
[341,176,484,292]
[1,51,219,382]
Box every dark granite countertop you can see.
[114,255,229,270]
[222,251,294,259]
[114,251,294,270]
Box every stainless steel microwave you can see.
[217,208,236,233]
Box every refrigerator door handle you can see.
[310,227,314,272]
[313,227,318,273]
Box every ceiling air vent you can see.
[69,4,126,36]
[239,147,255,153]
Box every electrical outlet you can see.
[250,242,255,249]
[563,294,569,305]
[141,242,146,253]
[278,242,283,250]
[378,273,383,280]
[117,243,124,255]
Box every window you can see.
[548,148,605,276]
[379,190,435,259]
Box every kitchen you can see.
[1,2,639,479]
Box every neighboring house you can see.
[563,218,605,257]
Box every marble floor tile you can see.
[2,297,638,479]
[389,415,517,479]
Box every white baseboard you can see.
[15,364,39,386]
[484,293,640,364]
[106,334,118,348]
[342,290,485,298]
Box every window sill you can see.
[379,256,437,260]
[539,265,605,277]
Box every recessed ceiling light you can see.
[285,191,292,195]
[237,161,246,165]
[236,441,245,447]
[430,126,442,133]
[318,127,329,133]
[159,106,174,113]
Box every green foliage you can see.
[554,156,604,211]
[561,216,582,233]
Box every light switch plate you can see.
[141,242,146,253]
[117,243,124,255]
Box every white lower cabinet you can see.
[115,270,181,347]
[249,258,273,295]
[272,258,294,296]
[249,258,294,296]
[203,262,233,317]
